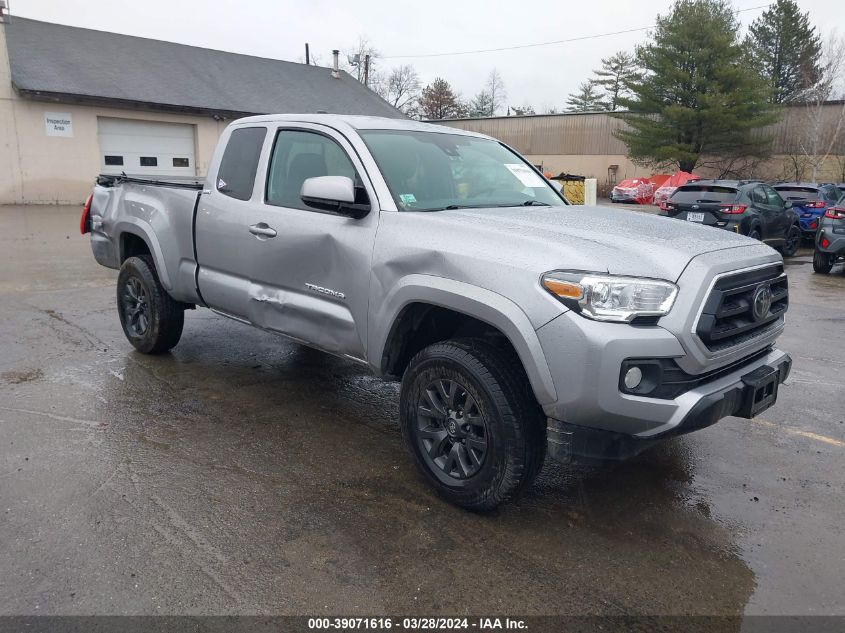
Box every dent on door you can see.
[246,221,366,361]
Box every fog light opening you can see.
[624,366,643,390]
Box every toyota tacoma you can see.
[81,114,792,509]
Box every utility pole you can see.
[305,43,310,65]
[363,54,370,87]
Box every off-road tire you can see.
[400,338,546,511]
[117,255,184,354]
[813,250,834,274]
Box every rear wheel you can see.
[117,255,184,353]
[813,250,835,274]
[400,339,546,511]
[780,225,801,257]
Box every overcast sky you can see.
[13,0,844,112]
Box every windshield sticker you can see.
[399,193,417,205]
[504,164,545,188]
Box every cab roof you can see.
[230,113,492,139]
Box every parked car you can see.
[81,114,791,510]
[772,182,841,240]
[652,171,699,206]
[610,178,654,204]
[660,179,801,256]
[813,198,845,274]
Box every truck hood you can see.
[420,204,758,282]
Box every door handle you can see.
[249,223,277,238]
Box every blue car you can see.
[773,182,842,239]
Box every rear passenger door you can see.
[244,125,380,361]
[195,126,269,320]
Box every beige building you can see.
[0,11,401,205]
[435,104,845,187]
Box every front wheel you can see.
[779,225,801,257]
[117,255,184,353]
[748,228,761,241]
[813,250,835,274]
[400,339,546,511]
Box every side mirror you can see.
[300,176,370,219]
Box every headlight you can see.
[541,271,678,322]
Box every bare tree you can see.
[486,69,507,116]
[793,32,845,182]
[834,153,845,182]
[343,36,380,84]
[374,65,421,115]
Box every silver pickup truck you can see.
[81,114,791,509]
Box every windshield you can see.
[359,130,566,211]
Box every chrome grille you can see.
[696,265,788,352]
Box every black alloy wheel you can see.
[122,276,150,336]
[415,378,488,481]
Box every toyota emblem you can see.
[752,285,772,322]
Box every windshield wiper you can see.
[521,200,550,206]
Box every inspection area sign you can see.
[44,112,73,137]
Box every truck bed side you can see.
[89,175,204,304]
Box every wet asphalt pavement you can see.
[0,205,843,618]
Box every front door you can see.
[763,184,789,242]
[244,125,380,361]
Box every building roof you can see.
[5,17,404,119]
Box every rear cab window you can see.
[216,127,268,200]
[671,185,739,204]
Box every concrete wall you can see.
[0,18,228,205]
[438,107,845,185]
[522,154,651,181]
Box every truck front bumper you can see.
[536,309,790,448]
[546,351,791,464]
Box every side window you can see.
[764,185,784,208]
[751,187,767,205]
[266,130,360,210]
[217,127,267,201]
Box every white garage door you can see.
[97,118,196,177]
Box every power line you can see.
[382,4,771,60]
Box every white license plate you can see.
[686,212,705,222]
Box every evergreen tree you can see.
[616,0,778,173]
[593,51,639,111]
[468,91,494,117]
[418,78,463,120]
[745,0,822,103]
[566,80,604,112]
